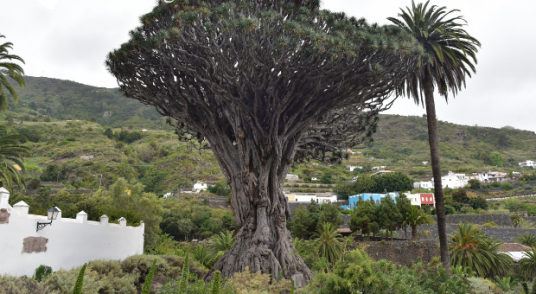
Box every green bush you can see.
[501,182,514,191]
[0,276,51,294]
[34,265,52,282]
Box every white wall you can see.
[317,195,338,203]
[0,198,144,277]
[294,194,317,202]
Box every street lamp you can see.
[36,206,60,232]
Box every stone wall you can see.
[410,223,536,243]
[429,214,513,227]
[360,240,439,267]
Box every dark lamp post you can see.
[37,206,60,232]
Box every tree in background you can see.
[107,0,421,280]
[389,1,481,268]
[372,172,413,193]
[353,174,377,194]
[317,202,343,230]
[102,178,163,249]
[468,179,481,190]
[349,197,378,240]
[396,194,413,237]
[489,152,504,167]
[289,204,311,239]
[0,34,25,111]
[378,195,402,240]
[406,206,435,240]
[320,172,334,184]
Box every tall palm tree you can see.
[0,131,29,190]
[388,1,481,268]
[0,34,25,111]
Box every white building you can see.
[371,166,386,171]
[346,166,363,172]
[519,160,536,168]
[432,171,468,189]
[414,181,434,189]
[316,195,338,203]
[405,192,436,207]
[286,174,300,181]
[467,171,508,183]
[193,181,208,192]
[0,190,144,277]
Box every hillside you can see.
[4,76,169,129]
[3,76,536,194]
[356,114,536,178]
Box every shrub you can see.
[0,276,51,294]
[223,266,291,294]
[28,179,41,190]
[34,265,52,282]
[501,182,514,191]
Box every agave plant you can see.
[209,230,236,251]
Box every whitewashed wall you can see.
[0,193,144,277]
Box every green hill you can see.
[357,115,536,178]
[4,76,169,129]
[3,76,536,194]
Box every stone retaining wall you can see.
[429,214,513,227]
[360,240,439,267]
[408,223,536,243]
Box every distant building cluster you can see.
[346,192,435,210]
[415,170,512,190]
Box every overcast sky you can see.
[1,0,535,131]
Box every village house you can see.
[432,171,468,189]
[347,192,399,209]
[519,160,536,168]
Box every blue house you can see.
[347,192,399,210]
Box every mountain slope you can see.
[5,76,169,129]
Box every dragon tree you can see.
[106,0,422,282]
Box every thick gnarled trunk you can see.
[423,74,450,269]
[203,133,312,283]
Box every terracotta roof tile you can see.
[498,243,532,252]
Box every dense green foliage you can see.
[336,172,413,200]
[449,223,513,277]
[308,249,470,294]
[33,265,53,282]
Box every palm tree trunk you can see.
[411,225,417,240]
[423,74,450,269]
